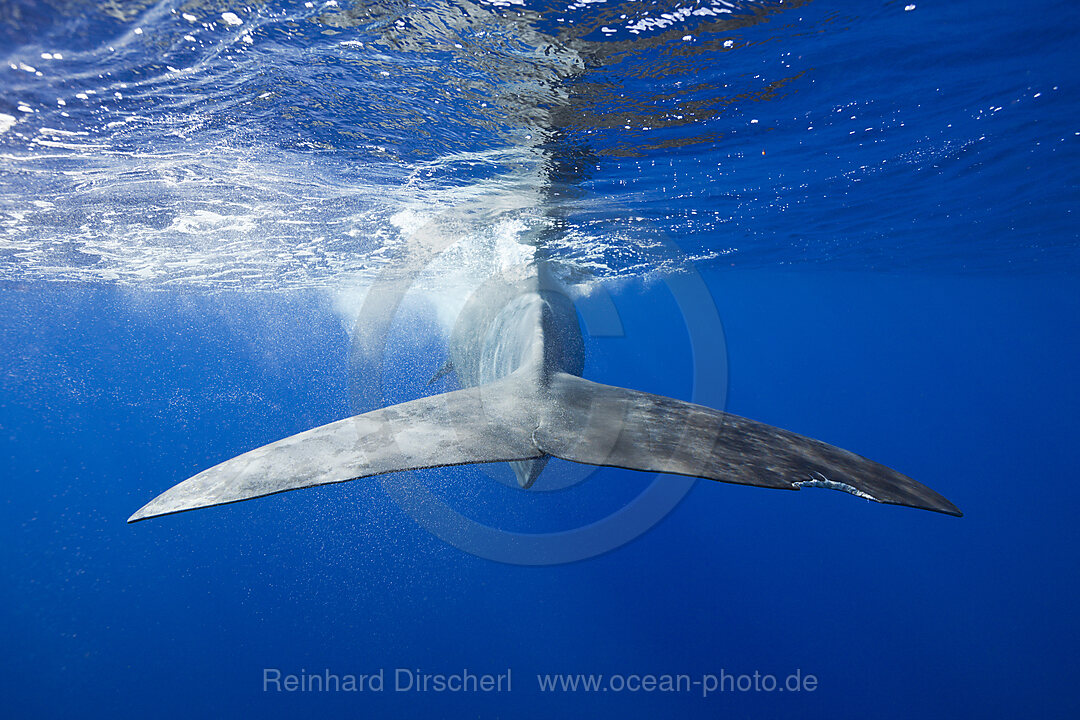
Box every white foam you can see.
[794,474,877,501]
[169,209,257,234]
[329,201,541,339]
[33,139,107,150]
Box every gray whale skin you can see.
[129,263,961,523]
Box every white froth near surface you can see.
[329,205,540,339]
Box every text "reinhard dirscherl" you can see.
[263,668,512,693]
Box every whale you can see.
[126,3,961,524]
[128,258,961,523]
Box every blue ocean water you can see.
[2,0,1078,718]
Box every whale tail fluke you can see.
[128,371,960,523]
[127,376,544,522]
[538,373,962,517]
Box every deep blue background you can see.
[3,269,1079,718]
[2,0,1079,717]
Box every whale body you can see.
[128,260,961,523]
